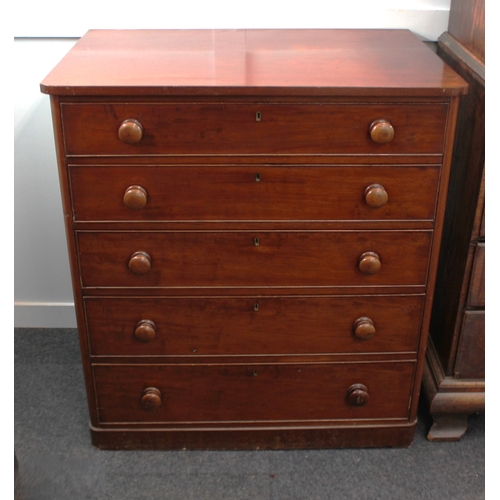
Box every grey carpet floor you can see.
[14,328,485,500]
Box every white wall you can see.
[14,0,451,41]
[14,39,79,327]
[13,1,451,327]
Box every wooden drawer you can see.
[69,164,440,222]
[77,230,432,288]
[467,243,485,307]
[93,361,415,423]
[61,102,447,156]
[84,295,425,356]
[455,310,485,379]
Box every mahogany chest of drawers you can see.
[40,29,467,449]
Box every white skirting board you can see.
[14,303,77,328]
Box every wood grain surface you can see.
[40,29,467,96]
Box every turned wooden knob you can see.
[364,184,388,208]
[134,319,156,342]
[347,384,370,407]
[369,119,394,144]
[128,251,151,275]
[118,119,143,144]
[141,387,162,410]
[353,317,376,340]
[124,185,148,210]
[358,251,381,275]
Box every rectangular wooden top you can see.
[40,29,468,97]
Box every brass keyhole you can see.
[256,111,262,121]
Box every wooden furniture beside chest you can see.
[423,0,485,441]
[40,29,466,450]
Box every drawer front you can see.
[455,311,485,379]
[93,361,415,423]
[84,295,425,356]
[467,243,485,307]
[61,103,447,156]
[70,165,440,222]
[77,230,432,288]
